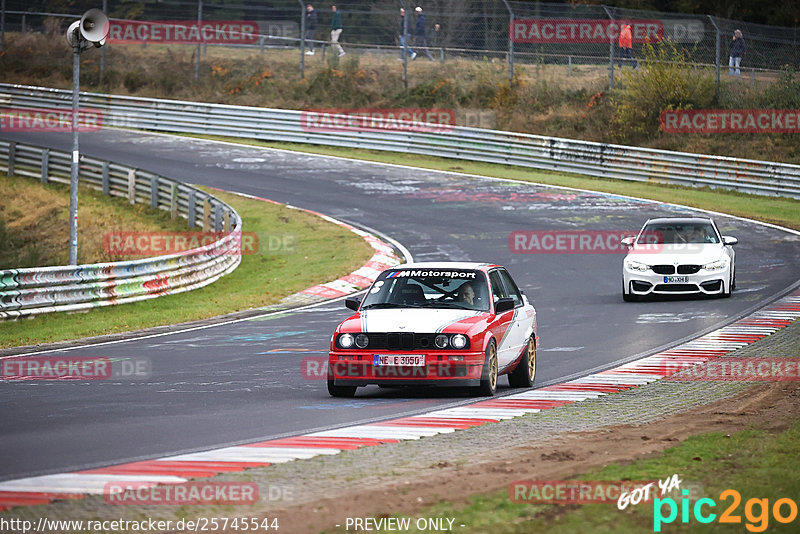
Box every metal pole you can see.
[708,15,720,103]
[401,1,408,90]
[100,0,107,83]
[1,0,5,54]
[69,31,81,265]
[602,6,614,90]
[501,0,514,85]
[195,0,202,81]
[298,0,305,79]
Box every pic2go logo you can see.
[653,489,798,532]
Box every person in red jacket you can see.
[618,24,638,69]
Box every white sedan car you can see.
[621,217,737,301]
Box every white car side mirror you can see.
[722,236,738,246]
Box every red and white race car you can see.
[327,262,538,397]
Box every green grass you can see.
[188,136,800,231]
[0,186,373,349]
[323,419,800,533]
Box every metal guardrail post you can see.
[150,176,159,209]
[127,168,136,204]
[170,183,178,219]
[223,210,230,233]
[41,148,49,184]
[7,141,15,176]
[214,202,222,232]
[101,161,109,195]
[188,190,196,228]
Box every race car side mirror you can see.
[494,298,515,314]
[345,296,362,311]
[722,236,738,246]
[620,236,635,248]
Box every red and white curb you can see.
[1,290,797,511]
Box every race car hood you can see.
[626,243,728,266]
[356,308,484,334]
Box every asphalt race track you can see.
[1,129,799,482]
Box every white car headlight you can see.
[338,333,354,348]
[626,260,649,272]
[450,334,468,349]
[704,259,729,271]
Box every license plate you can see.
[664,276,689,283]
[373,354,425,367]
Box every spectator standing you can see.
[399,7,416,60]
[618,24,638,68]
[729,29,745,76]
[330,5,345,57]
[304,4,318,55]
[414,6,434,60]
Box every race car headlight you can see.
[338,333,354,349]
[626,260,649,272]
[434,334,449,349]
[355,334,369,349]
[450,334,468,349]
[704,259,728,271]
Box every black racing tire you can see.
[722,271,733,298]
[327,378,357,398]
[622,281,638,302]
[508,336,536,388]
[471,340,498,397]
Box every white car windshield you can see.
[361,269,490,311]
[637,222,719,245]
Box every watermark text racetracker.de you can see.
[1,356,151,381]
[103,231,296,256]
[508,230,676,254]
[660,109,800,133]
[0,108,104,132]
[301,108,456,134]
[1,517,279,533]
[108,20,259,44]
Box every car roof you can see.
[390,261,494,270]
[644,217,714,225]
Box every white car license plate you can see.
[374,354,425,367]
[664,276,689,283]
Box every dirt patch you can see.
[264,381,799,534]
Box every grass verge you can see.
[327,417,800,533]
[0,174,187,268]
[188,136,800,231]
[0,185,373,349]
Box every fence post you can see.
[170,183,178,220]
[195,0,203,81]
[501,0,514,86]
[41,148,49,184]
[708,15,720,104]
[1,0,5,54]
[100,0,107,83]
[188,190,196,228]
[298,0,306,79]
[150,176,159,209]
[223,210,230,233]
[101,161,109,195]
[603,6,615,90]
[127,168,136,204]
[7,141,14,176]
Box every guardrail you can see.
[2,83,798,199]
[0,139,242,319]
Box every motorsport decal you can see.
[385,270,477,279]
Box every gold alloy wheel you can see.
[488,343,498,391]
[527,337,536,381]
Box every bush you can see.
[612,41,715,143]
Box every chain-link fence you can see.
[1,1,798,89]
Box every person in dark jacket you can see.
[304,4,318,55]
[399,7,416,60]
[729,29,745,76]
[413,6,434,60]
[330,5,345,57]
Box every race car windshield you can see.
[637,222,720,245]
[361,269,490,311]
